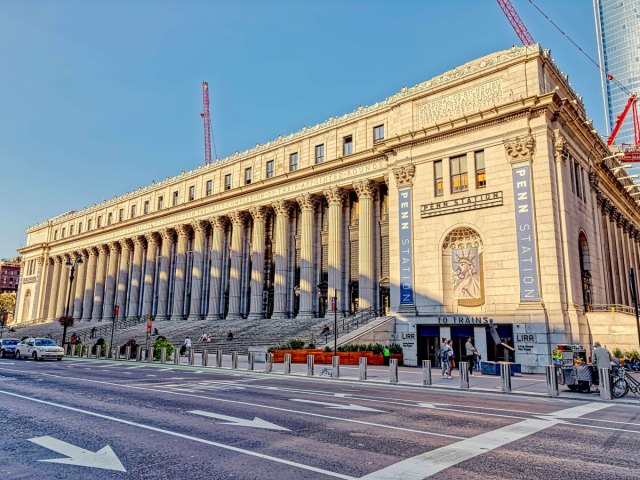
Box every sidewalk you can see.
[116,351,640,405]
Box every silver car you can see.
[15,338,64,361]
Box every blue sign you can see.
[512,165,540,301]
[398,188,414,305]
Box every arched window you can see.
[442,227,484,307]
[578,232,592,311]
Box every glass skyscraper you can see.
[594,0,640,145]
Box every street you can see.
[0,358,639,479]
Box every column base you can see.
[187,314,201,321]
[81,318,91,322]
[155,315,170,321]
[271,311,290,320]
[126,316,139,321]
[247,312,264,320]
[295,311,315,320]
[90,316,102,322]
[205,314,222,321]
[226,313,243,320]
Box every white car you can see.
[15,338,64,361]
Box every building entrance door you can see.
[486,324,515,362]
[450,326,474,365]
[417,325,440,366]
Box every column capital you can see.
[504,135,535,163]
[119,238,133,252]
[145,231,161,246]
[132,235,147,248]
[353,180,378,199]
[392,164,416,188]
[210,216,229,230]
[88,246,99,257]
[554,134,568,164]
[296,193,319,211]
[53,255,64,265]
[108,241,121,253]
[229,211,248,227]
[98,244,110,255]
[323,186,346,206]
[159,228,176,242]
[249,205,269,221]
[36,256,44,266]
[272,200,294,217]
[175,224,191,238]
[192,219,209,234]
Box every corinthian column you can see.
[72,250,88,319]
[91,245,109,321]
[272,200,293,318]
[171,224,190,320]
[81,249,98,321]
[297,193,318,319]
[206,217,227,320]
[114,239,132,320]
[55,256,70,319]
[323,186,346,318]
[156,229,175,321]
[102,242,120,321]
[141,232,160,318]
[226,212,246,320]
[48,256,63,320]
[354,180,377,311]
[126,236,146,319]
[188,220,208,320]
[248,207,268,319]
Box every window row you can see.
[433,150,486,197]
[569,155,588,203]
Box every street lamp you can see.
[62,255,83,346]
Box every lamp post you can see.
[62,255,83,347]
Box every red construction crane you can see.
[497,0,535,46]
[200,81,212,166]
[607,93,640,162]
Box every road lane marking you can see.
[290,399,386,412]
[4,370,464,440]
[360,402,611,480]
[29,436,126,472]
[0,390,355,480]
[189,410,290,431]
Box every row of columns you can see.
[36,180,381,323]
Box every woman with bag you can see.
[447,340,455,379]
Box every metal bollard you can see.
[115,345,120,360]
[71,344,77,357]
[459,361,469,389]
[284,354,291,374]
[265,353,273,373]
[500,363,512,393]
[389,358,398,384]
[545,365,559,396]
[202,349,208,367]
[331,356,340,378]
[307,355,315,376]
[147,347,153,363]
[188,349,195,366]
[173,347,180,364]
[125,345,131,361]
[66,344,71,356]
[422,360,432,386]
[136,346,143,362]
[359,357,367,380]
[599,368,612,400]
[216,350,223,368]
[231,351,238,369]
[160,347,167,364]
[248,352,255,371]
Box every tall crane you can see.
[607,94,640,162]
[497,0,535,46]
[201,81,212,166]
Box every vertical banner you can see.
[512,165,540,300]
[398,188,414,305]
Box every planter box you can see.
[271,349,403,366]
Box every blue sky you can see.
[0,0,606,258]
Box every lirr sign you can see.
[398,188,414,305]
[512,165,540,301]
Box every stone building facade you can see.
[15,45,640,372]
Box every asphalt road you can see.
[0,358,639,480]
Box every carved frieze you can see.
[392,164,416,188]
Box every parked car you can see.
[0,339,19,358]
[15,338,64,361]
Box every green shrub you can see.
[287,338,306,350]
[389,343,403,354]
[307,342,316,349]
[612,347,624,359]
[371,343,384,354]
[153,337,174,361]
[323,345,332,352]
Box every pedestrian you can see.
[90,327,96,339]
[227,331,234,341]
[464,337,478,375]
[446,339,455,379]
[592,341,612,387]
[181,336,191,357]
[383,344,390,366]
[153,327,159,336]
[198,332,207,343]
[439,339,450,378]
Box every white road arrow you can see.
[188,410,290,431]
[28,436,126,472]
[290,399,385,412]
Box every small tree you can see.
[58,315,74,347]
[153,337,175,361]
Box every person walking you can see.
[464,337,478,375]
[592,341,612,387]
[439,339,449,378]
[181,336,192,357]
[446,339,455,379]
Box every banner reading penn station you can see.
[398,188,414,305]
[512,164,540,301]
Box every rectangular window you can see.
[53,230,58,240]
[69,224,74,236]
[144,200,149,214]
[119,208,124,222]
[373,124,384,143]
[450,155,468,193]
[475,150,486,189]
[188,185,195,201]
[266,160,274,178]
[107,213,113,225]
[434,160,443,197]
[315,144,324,164]
[206,180,213,196]
[343,135,353,156]
[62,227,65,238]
[569,157,575,193]
[224,174,232,190]
[130,205,137,218]
[87,219,92,231]
[97,216,102,228]
[245,167,253,185]
[78,222,83,234]
[172,191,179,206]
[157,196,164,210]
[289,152,298,172]
[574,162,583,200]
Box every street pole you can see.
[333,294,337,356]
[62,264,76,347]
[110,305,119,355]
[629,268,640,348]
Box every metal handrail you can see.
[588,304,637,315]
